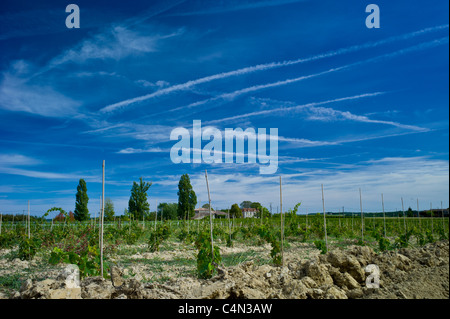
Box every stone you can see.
[110,266,125,287]
[303,261,334,286]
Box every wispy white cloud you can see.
[164,0,309,16]
[99,24,448,113]
[205,92,385,125]
[0,167,81,180]
[82,121,174,143]
[0,154,41,166]
[135,79,170,89]
[117,147,166,154]
[49,26,184,68]
[304,105,426,131]
[0,153,87,180]
[0,73,80,117]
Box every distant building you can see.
[54,211,75,222]
[242,207,258,218]
[192,207,228,220]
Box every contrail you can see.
[204,92,385,125]
[100,24,448,113]
[204,91,426,132]
[164,36,448,119]
[150,36,447,120]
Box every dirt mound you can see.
[13,241,449,299]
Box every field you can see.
[0,214,448,299]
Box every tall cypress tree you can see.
[74,179,90,221]
[177,174,197,219]
[128,177,152,220]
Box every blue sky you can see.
[0,0,448,217]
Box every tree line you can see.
[66,174,273,222]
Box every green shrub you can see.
[378,236,391,252]
[195,231,222,279]
[149,223,171,252]
[0,233,17,249]
[18,237,41,261]
[48,245,109,278]
[314,240,327,254]
[394,230,412,248]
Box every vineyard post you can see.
[28,200,30,239]
[321,184,328,252]
[382,193,386,238]
[430,202,433,234]
[360,188,364,242]
[338,208,341,229]
[280,176,284,266]
[205,170,214,263]
[98,196,102,247]
[100,160,105,278]
[154,200,157,231]
[401,197,406,233]
[417,198,421,228]
[228,209,231,243]
[441,201,445,232]
[0,212,2,235]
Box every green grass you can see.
[0,273,23,291]
[221,249,270,267]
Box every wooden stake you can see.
[430,202,433,234]
[280,176,284,266]
[382,193,386,238]
[154,200,157,231]
[205,170,214,262]
[401,197,406,233]
[360,188,364,242]
[417,198,420,228]
[228,209,232,243]
[100,160,105,278]
[321,184,328,252]
[28,200,30,239]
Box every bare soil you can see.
[2,239,448,299]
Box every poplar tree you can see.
[177,174,197,219]
[74,179,90,221]
[128,177,151,220]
